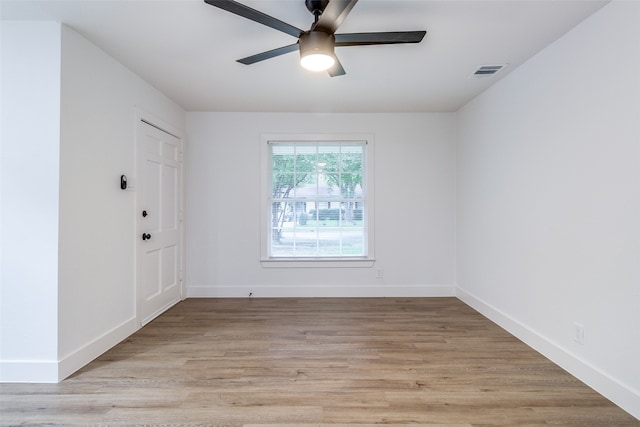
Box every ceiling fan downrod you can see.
[305,0,329,24]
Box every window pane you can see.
[341,146,364,171]
[341,174,363,199]
[317,231,341,256]
[342,229,365,255]
[295,145,317,173]
[293,174,318,198]
[323,174,342,198]
[342,203,361,223]
[272,173,294,196]
[272,146,294,172]
[318,147,338,172]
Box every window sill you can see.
[261,258,375,268]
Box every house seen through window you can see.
[267,140,369,259]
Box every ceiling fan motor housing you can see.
[299,31,336,63]
[299,31,335,58]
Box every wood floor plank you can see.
[1,298,637,426]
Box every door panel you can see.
[137,120,183,326]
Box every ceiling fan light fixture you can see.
[299,31,335,72]
[301,53,335,72]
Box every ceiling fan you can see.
[204,0,427,76]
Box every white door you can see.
[136,119,183,326]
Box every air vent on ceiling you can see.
[472,64,506,78]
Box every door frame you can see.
[134,109,186,327]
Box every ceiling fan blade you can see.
[313,0,358,34]
[327,56,346,77]
[237,43,299,65]
[204,0,303,38]
[335,31,427,46]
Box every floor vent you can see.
[472,64,506,78]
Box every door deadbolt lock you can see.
[142,233,151,241]
[142,210,148,218]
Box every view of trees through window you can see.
[269,142,366,257]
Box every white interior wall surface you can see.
[456,1,640,418]
[1,22,185,382]
[186,112,457,297]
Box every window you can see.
[261,134,374,267]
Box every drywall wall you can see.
[0,22,186,382]
[186,112,456,297]
[1,22,62,382]
[57,25,185,379]
[456,0,640,418]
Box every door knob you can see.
[142,233,151,241]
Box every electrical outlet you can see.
[376,269,383,279]
[573,322,584,345]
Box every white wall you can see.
[57,25,185,379]
[1,22,62,381]
[456,0,640,418]
[1,22,186,382]
[186,113,456,297]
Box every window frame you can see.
[260,133,375,268]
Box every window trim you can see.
[260,133,375,268]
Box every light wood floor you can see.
[1,298,638,426]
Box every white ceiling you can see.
[2,0,608,112]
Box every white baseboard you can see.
[1,317,138,383]
[57,316,138,381]
[139,297,181,327]
[187,284,456,298]
[0,360,59,383]
[456,288,640,421]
